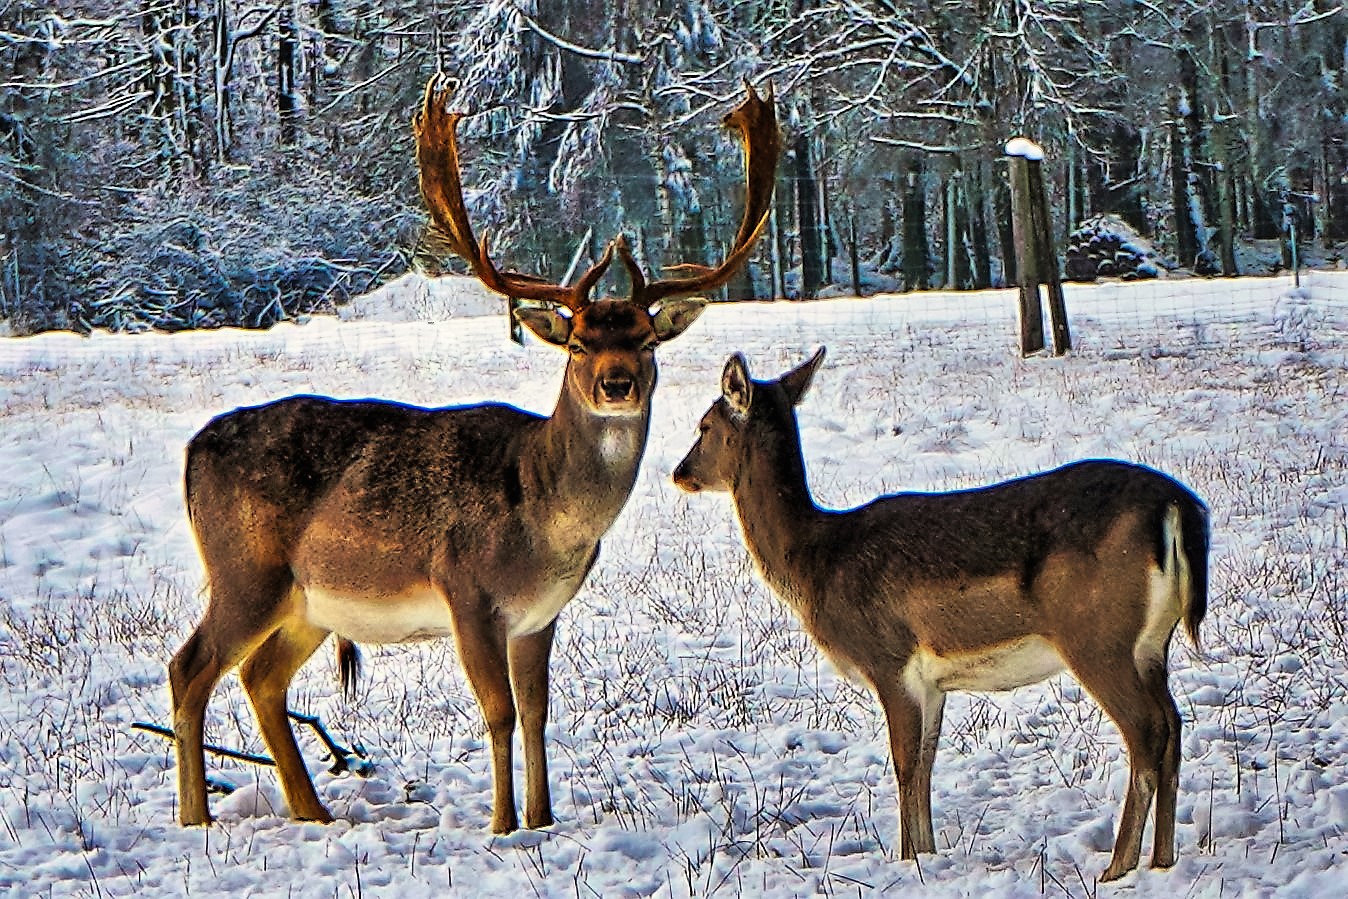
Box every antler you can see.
[622,82,780,309]
[413,76,612,312]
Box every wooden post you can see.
[1006,143,1044,355]
[1028,157,1071,354]
[509,296,524,345]
[1005,138,1071,356]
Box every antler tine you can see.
[630,81,780,309]
[615,235,646,297]
[414,75,589,312]
[572,239,617,302]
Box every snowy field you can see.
[1,273,1345,897]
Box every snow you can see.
[1,272,1346,896]
[1004,138,1045,161]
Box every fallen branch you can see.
[131,711,374,778]
[286,710,374,777]
[132,721,275,768]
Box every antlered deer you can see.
[673,349,1209,881]
[168,77,779,832]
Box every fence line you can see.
[1,270,1342,370]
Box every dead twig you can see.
[131,712,374,777]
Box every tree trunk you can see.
[943,161,971,290]
[945,173,957,289]
[1169,96,1203,272]
[1314,139,1333,248]
[213,2,232,163]
[878,179,900,272]
[901,157,930,291]
[770,205,786,300]
[1214,21,1240,275]
[1066,143,1084,237]
[968,159,992,289]
[1218,157,1237,275]
[354,1,377,118]
[1179,24,1216,230]
[676,147,707,268]
[278,1,298,147]
[1174,32,1216,274]
[178,0,205,174]
[820,147,835,286]
[1245,18,1279,240]
[795,132,822,299]
[995,169,1016,287]
[141,2,178,169]
[848,213,862,297]
[775,166,793,297]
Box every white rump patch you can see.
[903,637,1067,695]
[1134,504,1187,668]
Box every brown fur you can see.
[170,75,778,836]
[170,299,701,833]
[673,349,1210,882]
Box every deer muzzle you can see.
[672,457,702,492]
[600,375,634,402]
[592,371,642,413]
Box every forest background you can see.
[2,1,1345,334]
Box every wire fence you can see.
[0,269,1343,370]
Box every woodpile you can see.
[1064,214,1163,282]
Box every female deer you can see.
[673,349,1208,881]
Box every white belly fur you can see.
[303,586,454,644]
[508,578,577,638]
[904,636,1067,695]
[302,579,579,644]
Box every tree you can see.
[3,0,1346,334]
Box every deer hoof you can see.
[1099,861,1134,883]
[526,810,554,829]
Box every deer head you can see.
[412,76,780,417]
[674,348,826,493]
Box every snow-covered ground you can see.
[1,273,1345,897]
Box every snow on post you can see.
[1004,137,1045,161]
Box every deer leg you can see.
[1068,652,1167,882]
[914,686,946,842]
[875,681,935,858]
[450,595,518,834]
[1144,664,1183,870]
[509,620,557,829]
[239,618,332,822]
[168,570,291,826]
[168,627,224,826]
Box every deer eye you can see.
[568,343,587,357]
[640,340,658,354]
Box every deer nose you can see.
[672,461,701,492]
[599,375,634,402]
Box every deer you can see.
[167,76,780,833]
[672,348,1209,882]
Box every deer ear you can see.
[650,298,707,342]
[721,353,753,418]
[513,305,573,346]
[780,346,825,406]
